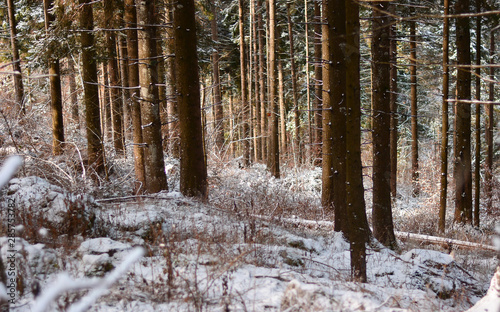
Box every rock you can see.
[467,267,500,312]
[78,238,132,255]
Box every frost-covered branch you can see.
[32,247,144,312]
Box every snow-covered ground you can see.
[0,157,498,311]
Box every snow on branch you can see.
[33,247,144,312]
[0,156,23,190]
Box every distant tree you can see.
[439,0,450,233]
[410,11,419,196]
[486,25,497,213]
[124,0,146,193]
[268,0,280,178]
[67,58,80,128]
[252,0,262,162]
[79,0,105,179]
[43,0,65,156]
[313,1,322,165]
[137,0,168,193]
[174,0,208,198]
[211,1,224,152]
[287,3,301,163]
[454,0,473,223]
[345,0,370,282]
[371,1,397,249]
[474,0,482,227]
[165,0,180,159]
[389,3,398,198]
[6,0,25,115]
[238,0,251,167]
[104,0,125,156]
[257,0,267,162]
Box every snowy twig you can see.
[0,156,23,190]
[32,247,144,312]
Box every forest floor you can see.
[0,152,499,311]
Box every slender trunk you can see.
[257,0,267,162]
[118,28,131,141]
[239,0,250,167]
[304,0,312,159]
[44,0,65,155]
[345,0,369,283]
[104,0,124,156]
[439,0,450,233]
[174,0,208,198]
[474,1,481,227]
[410,16,419,196]
[212,2,224,152]
[278,60,287,155]
[313,1,322,166]
[125,0,146,193]
[80,0,105,179]
[137,0,168,193]
[389,3,398,198]
[268,0,280,178]
[68,58,80,128]
[454,0,472,223]
[253,0,261,162]
[287,3,301,163]
[157,34,168,153]
[102,63,112,141]
[372,1,396,249]
[486,28,496,213]
[6,0,25,115]
[165,1,180,158]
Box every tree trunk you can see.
[439,0,450,233]
[252,0,261,162]
[137,0,168,193]
[124,0,146,193]
[79,0,105,179]
[268,0,280,178]
[43,0,65,156]
[157,33,168,154]
[104,0,125,156]
[389,3,398,198]
[486,27,496,213]
[68,58,80,128]
[257,0,267,162]
[278,60,287,156]
[212,2,224,153]
[6,0,25,115]
[345,0,369,283]
[118,27,131,142]
[239,0,251,167]
[304,0,312,158]
[410,16,419,196]
[287,3,301,163]
[174,0,208,199]
[165,1,180,159]
[474,0,481,227]
[454,0,472,224]
[371,1,396,249]
[102,63,112,141]
[313,1,322,166]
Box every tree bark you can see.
[439,0,450,233]
[80,0,105,179]
[454,0,473,223]
[137,0,168,193]
[6,0,25,115]
[278,60,287,155]
[68,58,80,128]
[345,0,369,283]
[252,0,261,162]
[43,0,65,156]
[371,1,396,249]
[174,0,208,199]
[268,0,280,178]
